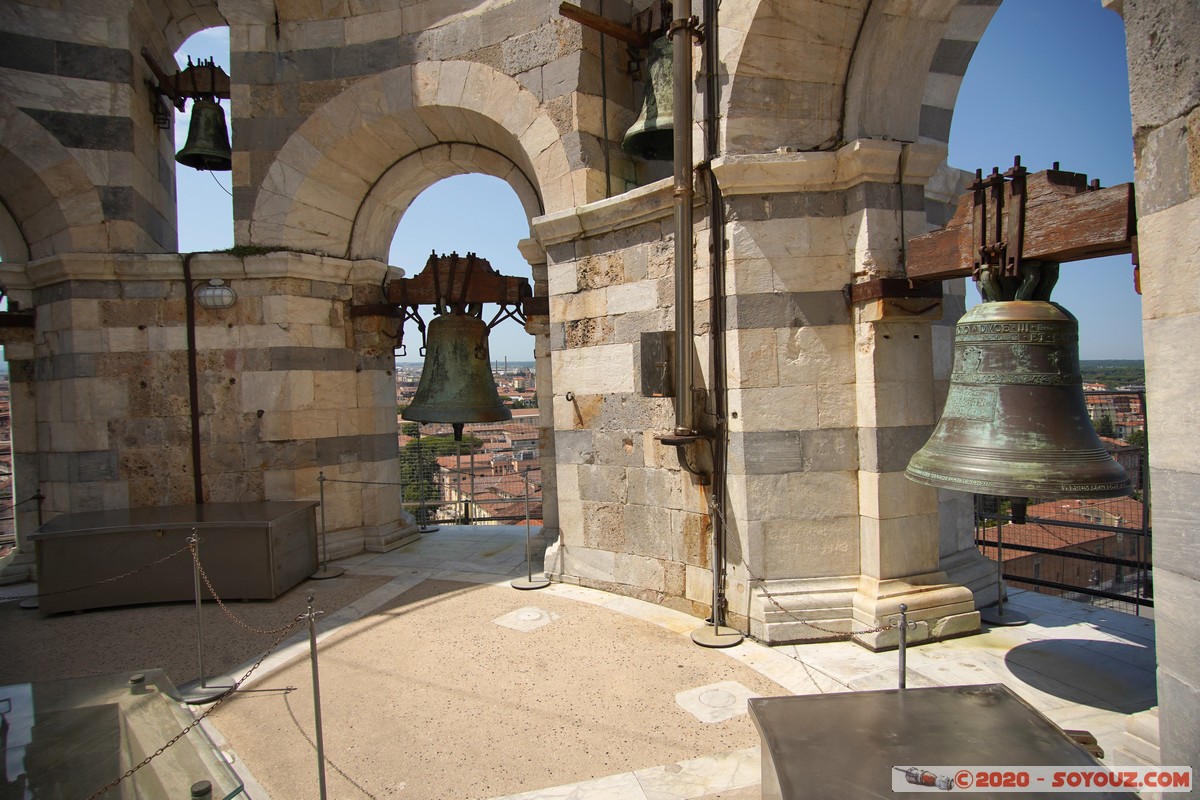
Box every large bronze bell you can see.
[622,36,674,161]
[402,306,512,440]
[176,99,232,171]
[906,298,1130,500]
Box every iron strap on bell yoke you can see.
[381,253,536,441]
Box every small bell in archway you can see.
[621,35,674,161]
[402,304,511,441]
[176,99,232,171]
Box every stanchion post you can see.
[416,425,437,533]
[511,471,548,590]
[898,603,908,690]
[179,530,233,704]
[980,498,1030,626]
[305,596,329,800]
[311,472,344,579]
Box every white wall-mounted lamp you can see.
[195,279,236,309]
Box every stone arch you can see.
[250,61,573,256]
[0,202,30,267]
[719,0,866,153]
[719,1,999,154]
[348,143,542,262]
[842,0,999,146]
[0,100,106,260]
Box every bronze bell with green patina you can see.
[402,305,511,441]
[621,35,674,161]
[906,261,1130,500]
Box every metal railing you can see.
[398,418,542,527]
[975,390,1152,616]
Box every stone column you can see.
[1121,0,1200,771]
[0,289,38,583]
[519,238,559,544]
[714,140,979,646]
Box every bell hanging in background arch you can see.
[621,35,674,161]
[176,99,232,171]
[906,261,1130,500]
[402,306,511,441]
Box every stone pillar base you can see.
[939,547,1001,608]
[749,576,862,644]
[0,547,36,585]
[851,573,980,651]
[362,520,420,553]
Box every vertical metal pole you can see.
[313,472,344,579]
[898,603,909,690]
[191,531,207,689]
[524,473,532,581]
[416,425,436,533]
[306,596,328,800]
[469,445,476,523]
[1137,389,1150,616]
[672,0,695,435]
[455,440,464,523]
[995,512,1005,617]
[511,470,548,590]
[319,472,328,568]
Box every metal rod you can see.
[898,603,909,690]
[672,0,695,435]
[318,472,329,570]
[469,445,476,523]
[524,472,533,582]
[416,425,436,532]
[306,596,328,800]
[190,530,207,689]
[995,512,1005,616]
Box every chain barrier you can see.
[0,492,44,516]
[188,539,302,636]
[85,613,305,800]
[706,496,899,639]
[318,477,402,487]
[283,689,380,800]
[0,542,192,604]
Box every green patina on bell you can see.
[906,262,1130,500]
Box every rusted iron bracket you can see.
[558,2,649,47]
[384,252,531,310]
[907,160,1136,283]
[844,278,943,306]
[367,252,544,355]
[142,49,231,128]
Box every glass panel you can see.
[1,669,243,799]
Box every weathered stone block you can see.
[576,463,627,503]
[763,515,860,579]
[859,514,940,580]
[552,342,635,394]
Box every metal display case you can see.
[30,502,319,614]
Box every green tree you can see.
[1126,429,1147,450]
[401,422,420,437]
[1095,414,1115,437]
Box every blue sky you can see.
[176,0,1141,362]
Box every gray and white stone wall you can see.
[1121,0,1200,775]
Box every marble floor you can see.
[2,524,1156,799]
[204,524,1156,800]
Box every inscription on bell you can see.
[957,320,1076,345]
[943,386,998,421]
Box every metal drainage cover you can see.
[493,606,560,632]
[675,681,760,723]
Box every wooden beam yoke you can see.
[906,166,1136,282]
